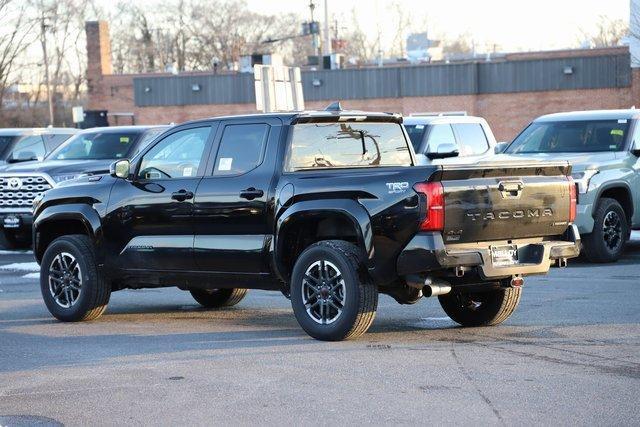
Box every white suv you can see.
[403,113,497,164]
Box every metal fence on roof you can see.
[133,53,631,107]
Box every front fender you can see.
[33,204,103,262]
[274,199,373,280]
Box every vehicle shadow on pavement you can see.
[0,325,316,374]
[566,239,640,268]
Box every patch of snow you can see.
[21,272,40,279]
[0,262,40,272]
[0,250,33,255]
[631,231,640,241]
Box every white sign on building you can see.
[254,65,305,112]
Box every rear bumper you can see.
[397,225,581,279]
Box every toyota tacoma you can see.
[32,108,580,341]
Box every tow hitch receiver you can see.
[510,276,524,288]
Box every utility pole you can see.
[323,0,331,56]
[309,0,320,58]
[40,7,54,126]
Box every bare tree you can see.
[579,15,628,48]
[0,0,36,123]
[442,32,475,57]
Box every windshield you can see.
[48,131,140,160]
[506,120,629,154]
[403,124,426,151]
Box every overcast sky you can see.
[245,0,629,52]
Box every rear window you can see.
[453,123,489,155]
[506,120,629,154]
[286,122,412,171]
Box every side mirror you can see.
[631,140,640,157]
[110,159,131,179]
[427,142,459,159]
[494,142,509,154]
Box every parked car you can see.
[500,109,640,262]
[0,128,77,165]
[0,125,168,248]
[403,113,497,163]
[31,109,579,341]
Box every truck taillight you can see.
[413,182,444,232]
[568,177,577,223]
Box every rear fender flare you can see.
[274,199,373,280]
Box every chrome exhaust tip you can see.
[423,278,452,297]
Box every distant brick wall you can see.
[85,21,636,142]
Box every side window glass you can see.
[426,124,456,152]
[43,134,71,152]
[132,128,165,158]
[9,135,46,161]
[213,124,269,176]
[138,127,210,179]
[453,123,490,156]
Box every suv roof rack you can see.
[410,111,468,117]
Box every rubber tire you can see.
[438,287,522,327]
[290,240,378,341]
[582,198,628,263]
[40,235,110,322]
[190,288,248,308]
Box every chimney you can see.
[85,21,112,94]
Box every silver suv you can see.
[501,109,640,262]
[403,113,497,164]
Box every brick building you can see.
[86,21,638,141]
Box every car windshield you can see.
[403,124,426,151]
[506,120,629,154]
[48,131,140,160]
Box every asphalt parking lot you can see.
[1,235,639,426]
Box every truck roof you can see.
[535,109,640,122]
[183,110,403,126]
[75,125,169,134]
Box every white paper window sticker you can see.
[218,157,233,171]
[415,124,424,129]
[618,119,628,124]
[182,167,193,177]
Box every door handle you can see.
[240,187,264,200]
[171,189,194,202]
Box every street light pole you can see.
[40,10,54,126]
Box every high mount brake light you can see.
[413,182,445,232]
[568,176,577,223]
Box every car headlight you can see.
[51,174,85,185]
[571,169,599,194]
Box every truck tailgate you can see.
[432,161,573,244]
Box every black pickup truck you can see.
[32,109,580,341]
